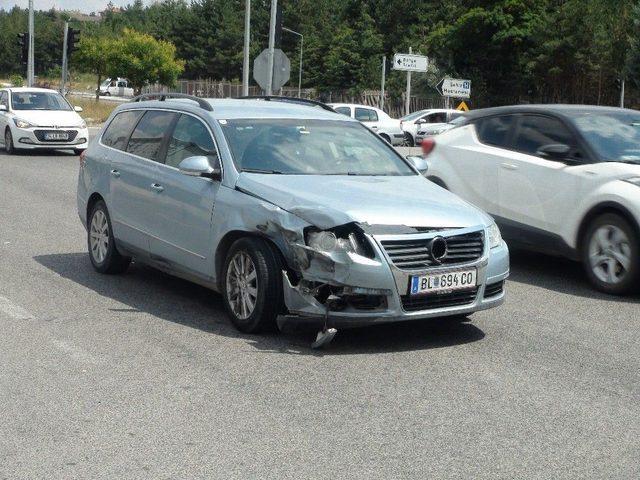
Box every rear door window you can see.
[513,115,576,156]
[355,108,378,122]
[126,110,178,161]
[165,114,217,169]
[101,110,144,151]
[334,106,351,117]
[476,115,516,148]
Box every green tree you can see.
[111,28,185,94]
[73,35,117,101]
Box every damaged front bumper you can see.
[281,225,509,328]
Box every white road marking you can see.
[51,338,101,365]
[0,295,34,320]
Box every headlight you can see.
[306,228,372,257]
[623,177,640,187]
[487,222,502,249]
[13,118,35,128]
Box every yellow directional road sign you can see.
[456,101,469,112]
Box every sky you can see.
[0,0,152,13]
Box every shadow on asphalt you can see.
[34,252,485,356]
[508,249,640,303]
[0,149,78,157]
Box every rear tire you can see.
[4,128,14,154]
[87,200,131,274]
[379,133,391,144]
[222,237,284,333]
[403,132,415,147]
[582,213,639,295]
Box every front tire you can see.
[74,149,85,156]
[4,128,14,154]
[582,213,639,295]
[222,237,284,333]
[87,200,131,274]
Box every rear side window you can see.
[126,110,178,161]
[513,115,575,156]
[165,114,217,169]
[101,110,144,150]
[476,115,515,147]
[355,108,378,122]
[334,106,351,117]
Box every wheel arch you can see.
[426,176,448,190]
[214,230,288,291]
[576,201,640,254]
[86,192,105,226]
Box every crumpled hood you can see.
[11,110,84,128]
[236,173,488,230]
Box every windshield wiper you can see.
[241,168,284,174]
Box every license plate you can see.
[44,132,68,140]
[410,269,477,295]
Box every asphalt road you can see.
[1,147,639,480]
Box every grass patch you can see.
[68,95,118,125]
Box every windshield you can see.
[11,91,72,111]
[220,119,415,176]
[401,110,428,122]
[571,111,640,163]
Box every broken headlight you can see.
[305,225,374,258]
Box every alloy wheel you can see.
[588,224,631,285]
[89,209,109,264]
[225,251,258,320]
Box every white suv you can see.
[425,105,640,294]
[330,103,405,145]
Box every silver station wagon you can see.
[77,94,509,345]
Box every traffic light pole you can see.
[265,0,277,95]
[27,0,34,86]
[61,22,69,95]
[242,0,251,96]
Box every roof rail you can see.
[238,95,336,112]
[130,93,213,112]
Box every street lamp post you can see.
[282,27,303,97]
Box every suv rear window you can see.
[102,110,144,150]
[476,115,515,147]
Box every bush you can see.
[10,74,24,87]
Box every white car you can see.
[98,78,135,97]
[425,104,640,294]
[0,87,89,155]
[401,109,462,146]
[329,103,404,145]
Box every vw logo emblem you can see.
[429,236,448,263]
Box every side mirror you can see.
[0,105,6,112]
[406,155,429,175]
[536,143,570,160]
[74,106,83,112]
[178,155,221,180]
[416,118,425,124]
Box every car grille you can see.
[34,130,78,142]
[400,288,479,312]
[483,281,504,298]
[380,231,484,270]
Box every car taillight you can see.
[421,137,436,156]
[79,150,87,168]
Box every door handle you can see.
[500,162,518,171]
[150,183,164,192]
[110,169,120,178]
[370,125,378,130]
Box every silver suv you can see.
[77,94,509,341]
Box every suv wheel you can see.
[4,129,14,154]
[222,237,284,333]
[87,200,131,274]
[582,213,639,295]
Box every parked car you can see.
[401,109,462,146]
[415,114,467,144]
[98,78,135,97]
[425,104,640,294]
[77,94,509,342]
[329,103,405,145]
[0,87,89,155]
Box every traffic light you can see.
[16,32,29,65]
[67,27,80,55]
[274,3,283,47]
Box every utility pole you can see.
[27,0,34,86]
[620,78,625,108]
[405,46,412,116]
[283,27,303,97]
[60,22,69,95]
[242,0,251,96]
[265,0,278,95]
[380,55,386,111]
